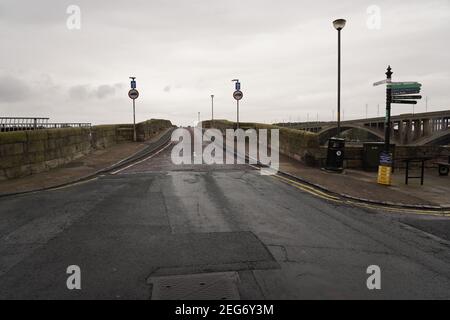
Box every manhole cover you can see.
[149,272,240,300]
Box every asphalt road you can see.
[0,137,450,299]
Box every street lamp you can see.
[324,19,347,173]
[333,18,346,137]
[211,94,214,127]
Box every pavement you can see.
[278,155,450,207]
[0,142,147,195]
[0,132,450,299]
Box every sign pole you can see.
[232,79,242,129]
[377,66,393,186]
[374,67,423,186]
[133,98,136,142]
[237,99,239,129]
[384,66,393,153]
[128,77,139,142]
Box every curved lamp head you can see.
[333,19,346,30]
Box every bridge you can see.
[288,110,450,145]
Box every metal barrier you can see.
[0,117,91,132]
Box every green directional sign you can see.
[391,95,422,100]
[391,88,421,95]
[391,100,417,105]
[388,84,421,90]
[388,81,421,87]
[388,82,420,89]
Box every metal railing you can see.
[0,117,91,132]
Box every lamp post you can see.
[323,19,346,173]
[333,18,346,137]
[211,94,214,127]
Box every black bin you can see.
[325,137,345,172]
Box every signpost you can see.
[374,66,423,186]
[128,77,139,142]
[232,79,242,129]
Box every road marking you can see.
[349,202,450,216]
[273,175,340,202]
[111,142,172,175]
[268,170,450,217]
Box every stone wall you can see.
[0,119,172,180]
[0,128,92,180]
[136,119,173,142]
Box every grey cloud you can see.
[0,74,32,102]
[0,0,68,25]
[68,85,89,100]
[69,83,123,100]
[163,85,171,92]
[97,84,116,99]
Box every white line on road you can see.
[111,142,172,175]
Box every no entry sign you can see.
[233,90,243,101]
[128,89,139,100]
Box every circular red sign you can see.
[233,90,243,100]
[128,89,139,99]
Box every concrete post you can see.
[423,119,431,137]
[404,120,412,145]
[397,120,403,143]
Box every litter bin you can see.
[363,142,395,172]
[325,137,345,172]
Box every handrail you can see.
[0,117,91,132]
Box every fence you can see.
[0,117,91,132]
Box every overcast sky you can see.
[0,0,449,126]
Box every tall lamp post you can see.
[324,19,346,173]
[211,94,214,127]
[333,18,346,137]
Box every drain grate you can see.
[149,272,241,300]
